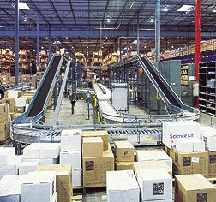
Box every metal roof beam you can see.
[69,0,77,25]
[102,0,111,26]
[49,0,64,26]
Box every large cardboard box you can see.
[202,130,216,151]
[15,97,27,107]
[82,144,114,187]
[0,121,9,141]
[2,98,15,113]
[106,170,140,202]
[133,161,172,178]
[0,147,15,165]
[163,121,200,148]
[60,150,81,169]
[23,143,45,159]
[19,161,40,175]
[35,164,73,202]
[175,174,216,202]
[0,104,9,122]
[208,151,216,177]
[40,143,61,159]
[82,131,109,151]
[114,141,135,162]
[173,148,208,177]
[82,137,103,157]
[137,168,172,201]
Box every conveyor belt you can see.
[28,56,61,117]
[141,57,181,109]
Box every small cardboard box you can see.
[82,137,103,157]
[175,174,216,202]
[106,170,140,202]
[114,141,135,162]
[82,131,109,151]
[36,164,73,202]
[133,161,172,178]
[2,98,15,113]
[82,144,114,187]
[115,161,133,171]
[173,148,208,177]
[0,104,9,122]
[137,168,172,201]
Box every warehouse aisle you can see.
[44,98,94,125]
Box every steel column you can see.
[120,38,122,63]
[49,25,51,62]
[195,0,201,108]
[127,29,129,60]
[15,0,19,86]
[37,12,40,72]
[56,37,58,53]
[137,11,140,56]
[155,0,160,66]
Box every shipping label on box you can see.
[208,151,216,177]
[163,121,200,148]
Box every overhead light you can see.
[107,18,111,23]
[116,24,120,29]
[24,17,27,22]
[213,7,216,12]
[177,5,194,12]
[133,40,137,44]
[0,25,3,28]
[129,1,135,10]
[140,29,155,31]
[12,3,30,10]
[144,46,147,48]
[150,18,154,22]
[164,6,168,12]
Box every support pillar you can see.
[127,28,129,60]
[120,38,122,63]
[155,0,160,67]
[37,12,40,72]
[49,25,51,62]
[195,0,201,108]
[15,0,19,86]
[56,37,58,54]
[137,11,140,56]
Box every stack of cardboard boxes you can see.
[114,140,135,171]
[60,129,82,187]
[82,131,114,188]
[0,103,10,141]
[35,164,73,202]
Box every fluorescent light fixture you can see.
[213,8,216,12]
[150,18,154,22]
[177,5,194,12]
[24,17,27,22]
[107,18,111,23]
[133,40,137,44]
[164,6,168,12]
[129,1,135,10]
[0,25,3,27]
[140,29,155,31]
[12,3,30,9]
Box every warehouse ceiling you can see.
[0,0,216,61]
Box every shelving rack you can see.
[199,62,216,116]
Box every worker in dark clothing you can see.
[71,99,76,115]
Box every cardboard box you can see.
[21,171,56,202]
[20,96,32,104]
[115,161,133,171]
[136,151,172,171]
[2,98,15,113]
[114,141,135,162]
[15,106,25,113]
[82,145,114,187]
[39,158,58,165]
[60,150,81,169]
[61,129,82,152]
[73,169,82,187]
[164,146,175,160]
[35,164,73,201]
[4,90,21,98]
[82,131,109,151]
[23,143,45,159]
[15,98,27,107]
[0,104,9,122]
[208,151,216,177]
[173,148,208,177]
[137,168,172,201]
[82,137,103,157]
[176,138,193,153]
[175,174,216,202]
[0,121,10,141]
[163,121,200,148]
[40,143,61,159]
[133,161,172,178]
[106,170,140,202]
[0,147,15,165]
[202,130,216,151]
[19,161,40,175]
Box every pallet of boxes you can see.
[163,121,216,201]
[82,131,114,190]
